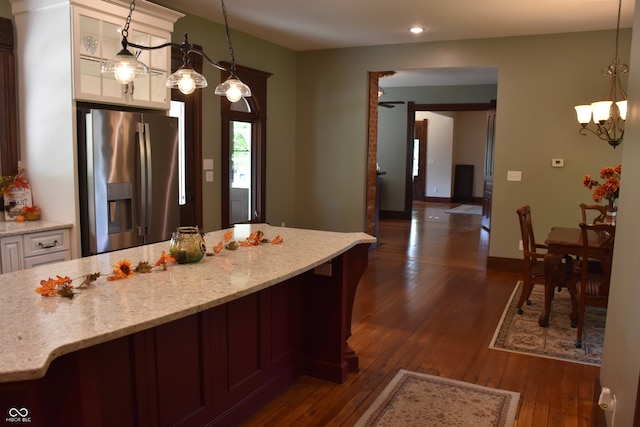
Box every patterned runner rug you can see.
[490,281,605,365]
[355,370,520,427]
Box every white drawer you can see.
[24,250,72,269]
[23,228,70,258]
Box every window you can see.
[169,100,187,206]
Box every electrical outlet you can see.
[599,387,617,427]
[519,240,523,251]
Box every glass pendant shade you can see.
[591,101,613,123]
[574,105,592,124]
[214,77,252,102]
[101,49,148,84]
[166,66,208,95]
[616,100,627,120]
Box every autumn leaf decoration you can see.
[35,276,75,299]
[154,251,176,271]
[35,253,177,299]
[35,230,283,300]
[0,170,30,196]
[213,229,283,253]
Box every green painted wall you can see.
[296,32,627,258]
[0,0,9,18]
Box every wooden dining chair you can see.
[515,205,548,314]
[579,203,609,224]
[574,222,615,348]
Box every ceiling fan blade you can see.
[378,101,405,108]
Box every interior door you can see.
[412,119,427,201]
[482,104,496,230]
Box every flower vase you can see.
[606,201,617,225]
[169,226,207,263]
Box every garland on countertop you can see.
[34,230,283,299]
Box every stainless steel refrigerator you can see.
[78,108,180,256]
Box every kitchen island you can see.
[0,224,374,426]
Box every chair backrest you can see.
[580,203,610,224]
[579,222,616,296]
[516,205,538,255]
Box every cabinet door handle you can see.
[38,240,58,249]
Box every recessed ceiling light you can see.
[410,26,425,34]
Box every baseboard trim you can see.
[423,196,483,204]
[423,197,451,203]
[486,256,522,273]
[380,210,411,220]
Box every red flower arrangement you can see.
[583,164,621,208]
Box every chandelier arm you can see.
[579,125,623,144]
[126,41,182,52]
[126,39,233,76]
[186,49,229,72]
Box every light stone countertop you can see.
[0,223,375,383]
[0,220,73,237]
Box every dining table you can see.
[538,226,613,327]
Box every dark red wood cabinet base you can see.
[0,244,369,427]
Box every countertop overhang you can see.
[0,224,375,383]
[0,220,73,237]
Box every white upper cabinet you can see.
[73,2,180,109]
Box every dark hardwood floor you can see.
[240,202,599,426]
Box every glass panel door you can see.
[229,121,252,224]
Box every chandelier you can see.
[574,0,627,148]
[101,0,251,102]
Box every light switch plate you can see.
[507,170,522,181]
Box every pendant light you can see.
[573,0,627,148]
[101,0,251,101]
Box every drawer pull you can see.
[38,240,58,249]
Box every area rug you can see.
[445,204,482,215]
[354,369,520,427]
[490,281,606,365]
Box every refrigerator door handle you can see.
[137,122,149,237]
[143,122,153,236]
